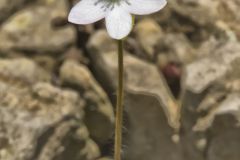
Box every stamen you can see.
[94,0,130,11]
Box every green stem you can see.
[114,40,124,160]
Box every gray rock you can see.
[157,33,196,65]
[124,92,182,160]
[0,0,31,23]
[207,114,240,160]
[0,107,100,160]
[134,18,163,59]
[193,93,240,160]
[0,81,100,160]
[169,0,219,26]
[60,60,114,145]
[0,58,50,84]
[181,42,240,160]
[97,157,113,160]
[185,42,240,93]
[0,57,101,160]
[87,30,181,160]
[0,0,75,55]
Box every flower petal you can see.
[126,0,167,15]
[105,7,132,39]
[68,0,106,24]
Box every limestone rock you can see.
[124,92,182,160]
[0,58,50,84]
[170,0,219,26]
[185,42,240,93]
[157,33,196,65]
[0,0,75,55]
[60,60,114,144]
[0,57,100,160]
[0,107,100,160]
[0,0,31,23]
[87,30,181,160]
[134,18,163,59]
[97,157,112,160]
[181,42,240,160]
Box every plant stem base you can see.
[114,40,124,160]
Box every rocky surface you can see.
[0,0,32,23]
[0,58,100,160]
[0,0,240,160]
[60,60,114,145]
[0,0,75,55]
[181,41,240,160]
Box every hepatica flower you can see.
[68,0,167,39]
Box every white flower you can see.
[68,0,167,39]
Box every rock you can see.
[156,33,196,65]
[0,0,75,55]
[0,0,31,23]
[124,92,182,160]
[60,60,114,145]
[194,93,240,160]
[86,30,118,98]
[105,53,181,159]
[88,30,179,129]
[185,42,240,93]
[0,57,101,160]
[0,107,54,160]
[32,55,57,73]
[170,0,219,26]
[125,55,180,129]
[0,107,100,160]
[134,18,163,59]
[1,0,240,159]
[0,80,84,121]
[87,30,181,160]
[181,42,240,160]
[97,157,112,160]
[0,58,50,84]
[0,76,101,160]
[207,114,240,160]
[168,0,240,40]
[193,93,240,132]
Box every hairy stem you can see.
[114,40,124,160]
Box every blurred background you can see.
[0,0,240,160]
